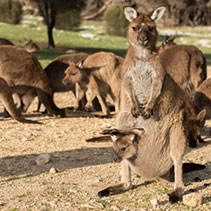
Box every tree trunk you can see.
[47,24,55,48]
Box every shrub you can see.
[55,9,82,31]
[103,4,128,37]
[0,0,23,24]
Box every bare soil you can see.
[0,79,211,210]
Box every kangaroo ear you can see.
[111,135,118,142]
[197,109,206,127]
[77,58,86,69]
[150,6,166,22]
[131,128,145,137]
[124,6,138,22]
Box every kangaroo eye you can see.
[148,27,154,32]
[132,26,138,31]
[121,147,126,152]
[70,72,77,76]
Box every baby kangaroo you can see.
[98,128,205,201]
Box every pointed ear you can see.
[150,6,166,22]
[132,128,145,137]
[111,135,118,142]
[77,58,86,69]
[124,6,138,22]
[197,109,206,127]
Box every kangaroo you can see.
[34,53,88,113]
[193,77,211,120]
[98,128,205,197]
[101,5,205,203]
[0,45,67,117]
[0,77,40,124]
[0,38,39,53]
[158,35,206,97]
[63,51,123,116]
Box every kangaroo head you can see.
[102,128,145,162]
[124,5,166,50]
[24,40,39,52]
[63,59,86,85]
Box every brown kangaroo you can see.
[99,5,205,203]
[0,38,39,53]
[63,51,123,116]
[34,53,88,112]
[0,45,66,117]
[193,77,211,120]
[158,35,207,97]
[98,128,205,197]
[0,77,40,124]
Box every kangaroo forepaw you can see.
[168,191,182,204]
[131,106,140,118]
[140,108,153,119]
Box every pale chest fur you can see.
[126,60,158,105]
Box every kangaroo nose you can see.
[139,37,148,44]
[62,78,69,85]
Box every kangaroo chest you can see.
[128,60,157,105]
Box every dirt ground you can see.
[0,70,211,211]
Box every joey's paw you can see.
[84,105,92,112]
[98,188,111,198]
[141,108,153,119]
[168,192,182,204]
[131,106,140,118]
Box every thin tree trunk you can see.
[47,25,55,48]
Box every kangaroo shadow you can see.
[0,146,113,182]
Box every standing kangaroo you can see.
[98,6,204,203]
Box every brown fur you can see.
[34,53,88,112]
[101,6,203,203]
[98,128,205,197]
[158,35,207,97]
[0,77,39,123]
[194,77,211,120]
[0,45,66,117]
[63,51,123,116]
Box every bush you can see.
[0,0,22,24]
[55,9,82,31]
[103,4,128,37]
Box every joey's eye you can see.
[121,147,126,152]
[132,26,138,31]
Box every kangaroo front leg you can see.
[98,160,132,197]
[74,83,86,111]
[84,89,96,111]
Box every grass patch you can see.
[0,22,210,67]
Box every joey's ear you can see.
[132,128,145,137]
[197,109,206,127]
[169,34,176,42]
[124,6,138,22]
[150,6,166,22]
[111,135,118,142]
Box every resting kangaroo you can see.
[158,35,207,97]
[0,77,39,124]
[98,128,205,196]
[63,52,123,116]
[98,6,205,203]
[0,45,67,117]
[0,38,39,53]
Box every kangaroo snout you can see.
[113,154,122,163]
[62,77,69,85]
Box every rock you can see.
[49,167,59,174]
[36,153,51,165]
[150,198,158,208]
[183,192,202,207]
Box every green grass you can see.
[0,22,211,68]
